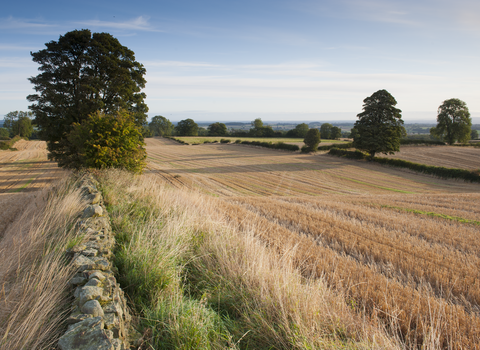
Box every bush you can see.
[328,148,367,159]
[64,110,146,173]
[220,139,231,143]
[400,139,445,146]
[317,142,353,151]
[239,140,299,151]
[235,139,242,144]
[303,129,321,151]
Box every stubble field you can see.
[146,137,480,348]
[0,140,66,238]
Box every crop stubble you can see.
[0,140,66,238]
[146,138,480,348]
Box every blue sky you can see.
[1,0,479,122]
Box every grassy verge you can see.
[0,135,23,150]
[328,148,480,182]
[0,173,87,349]
[381,205,480,225]
[98,169,398,349]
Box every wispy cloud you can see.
[75,16,161,32]
[0,16,58,30]
[0,44,41,51]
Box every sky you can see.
[1,0,480,123]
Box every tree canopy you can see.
[28,29,148,163]
[430,98,471,145]
[320,123,333,139]
[330,126,342,140]
[150,115,173,136]
[175,119,199,136]
[4,111,34,138]
[353,89,404,158]
[303,128,321,151]
[208,122,228,136]
[472,129,479,140]
[65,110,146,173]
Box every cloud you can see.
[75,16,161,32]
[0,16,58,31]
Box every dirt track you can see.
[0,140,66,237]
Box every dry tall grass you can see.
[99,169,401,349]
[0,175,87,349]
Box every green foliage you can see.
[433,98,471,145]
[330,126,342,139]
[320,123,333,139]
[65,110,146,173]
[175,119,199,136]
[0,127,9,139]
[208,122,228,136]
[317,142,353,151]
[328,148,480,182]
[4,111,34,138]
[348,128,358,139]
[0,135,22,150]
[141,125,154,138]
[353,89,404,158]
[286,123,309,138]
[149,115,173,136]
[471,129,478,140]
[249,118,276,137]
[303,128,321,151]
[240,140,299,151]
[399,139,445,146]
[220,139,231,143]
[28,29,147,162]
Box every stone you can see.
[82,248,98,257]
[78,285,104,305]
[110,339,123,350]
[72,255,94,271]
[81,300,104,317]
[104,313,118,330]
[88,192,102,205]
[58,317,114,350]
[83,205,103,218]
[89,271,106,281]
[69,276,87,286]
[85,278,101,287]
[66,314,93,325]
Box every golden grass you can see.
[144,138,480,349]
[0,175,87,349]
[99,170,402,349]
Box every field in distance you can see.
[171,135,349,146]
[146,137,480,348]
[376,144,480,170]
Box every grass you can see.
[0,173,88,349]
[98,169,398,349]
[381,205,480,225]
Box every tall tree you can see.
[4,111,33,137]
[471,129,479,140]
[330,126,342,140]
[303,128,321,151]
[431,98,471,145]
[320,123,332,139]
[294,123,309,138]
[175,118,198,136]
[28,29,147,163]
[150,115,173,136]
[353,89,404,158]
[208,122,228,136]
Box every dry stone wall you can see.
[58,176,131,350]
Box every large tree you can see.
[28,29,148,162]
[353,89,404,158]
[320,123,332,139]
[303,128,321,152]
[208,122,228,136]
[150,115,173,136]
[431,98,471,145]
[175,118,198,136]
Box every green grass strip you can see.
[10,178,35,193]
[381,205,480,225]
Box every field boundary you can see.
[328,148,480,182]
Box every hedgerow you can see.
[328,148,480,182]
[240,140,299,151]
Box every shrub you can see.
[65,110,146,173]
[303,129,321,152]
[220,139,231,143]
[318,142,353,151]
[235,139,241,144]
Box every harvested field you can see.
[0,140,66,238]
[376,145,480,170]
[146,137,480,348]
